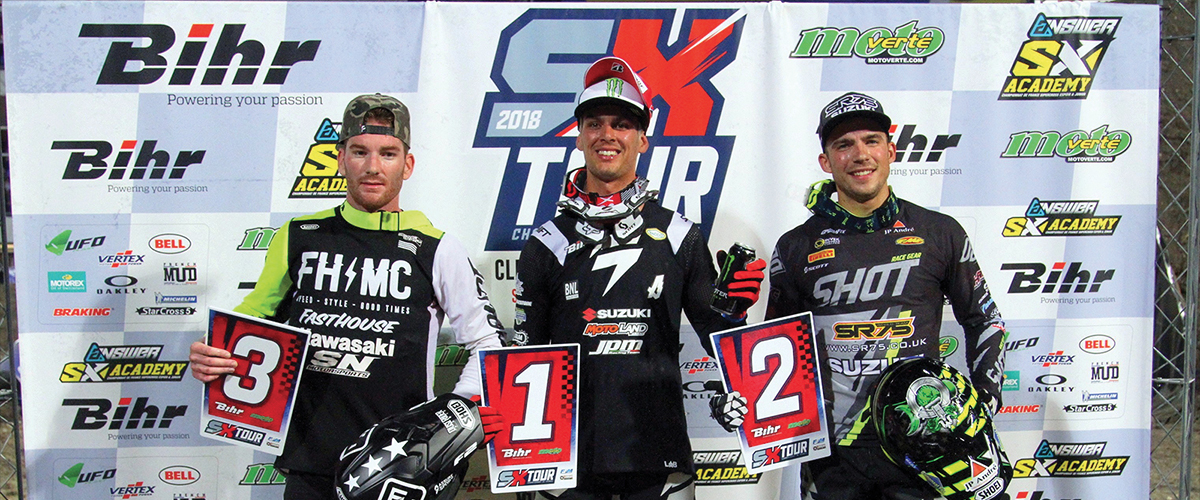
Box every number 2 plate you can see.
[200,308,310,455]
[479,344,579,493]
[710,312,830,473]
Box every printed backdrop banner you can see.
[4,2,1155,500]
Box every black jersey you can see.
[235,203,505,474]
[513,202,734,476]
[766,197,1006,445]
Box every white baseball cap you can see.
[574,56,653,129]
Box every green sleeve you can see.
[233,222,293,319]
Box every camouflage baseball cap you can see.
[340,93,411,147]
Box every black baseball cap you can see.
[817,92,892,147]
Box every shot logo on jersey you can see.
[789,20,945,64]
[1012,440,1129,477]
[1000,13,1120,99]
[474,8,745,250]
[289,119,347,198]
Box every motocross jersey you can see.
[235,202,505,474]
[766,193,1005,446]
[513,201,735,476]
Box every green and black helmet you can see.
[871,358,1012,500]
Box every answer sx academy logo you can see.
[475,8,745,251]
[999,13,1120,100]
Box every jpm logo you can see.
[474,9,745,251]
[80,23,319,86]
[999,13,1120,100]
[789,20,944,64]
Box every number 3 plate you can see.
[200,308,310,455]
[710,312,830,473]
[479,344,579,493]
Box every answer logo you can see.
[1000,13,1120,99]
[289,119,347,198]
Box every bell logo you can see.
[80,23,320,86]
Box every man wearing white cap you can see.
[511,57,766,500]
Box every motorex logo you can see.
[474,8,746,251]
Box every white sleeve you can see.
[431,233,506,398]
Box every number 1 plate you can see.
[710,312,830,473]
[479,344,579,493]
[200,308,310,455]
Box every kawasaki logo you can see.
[1000,13,1120,100]
[474,8,745,250]
[790,20,944,64]
[81,23,319,86]
[1001,125,1131,162]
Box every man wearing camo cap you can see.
[190,94,505,499]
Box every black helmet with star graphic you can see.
[335,393,483,500]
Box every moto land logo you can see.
[1000,13,1120,100]
[289,119,346,198]
[789,20,944,64]
[475,9,745,251]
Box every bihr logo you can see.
[46,230,105,255]
[474,9,745,250]
[1001,262,1115,294]
[80,23,319,86]
[789,20,944,64]
[496,467,557,488]
[289,119,346,198]
[54,140,205,180]
[1000,13,1119,100]
[63,397,188,430]
[889,124,960,163]
[1000,125,1131,163]
[1002,198,1121,237]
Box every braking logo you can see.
[474,8,745,250]
[80,23,319,86]
[789,20,945,64]
[1000,13,1120,100]
[289,119,347,198]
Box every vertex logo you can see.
[80,23,319,86]
[1002,198,1121,237]
[680,356,718,374]
[1001,125,1131,162]
[790,20,944,64]
[99,250,145,268]
[474,9,745,250]
[1000,13,1120,100]
[53,140,205,180]
[289,119,347,198]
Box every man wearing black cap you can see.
[189,94,506,499]
[762,92,1007,499]
[511,57,765,500]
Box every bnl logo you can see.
[475,9,746,251]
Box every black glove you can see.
[709,389,748,433]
